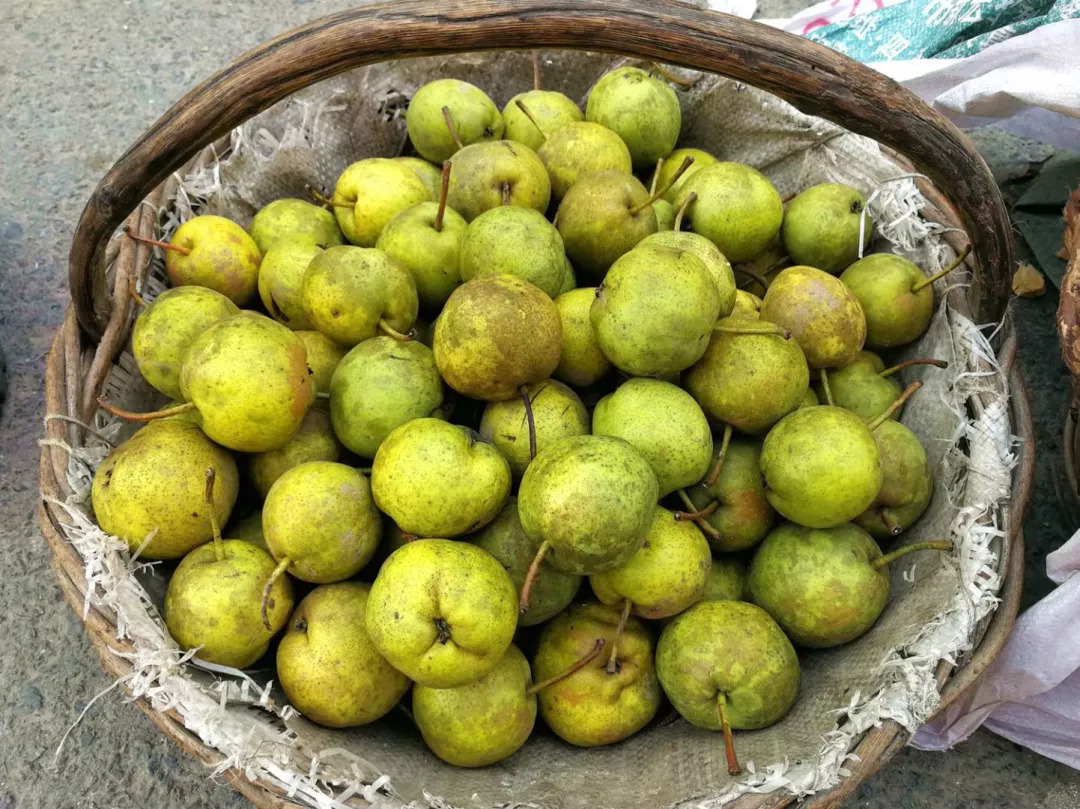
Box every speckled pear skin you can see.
[460,206,566,297]
[760,266,867,369]
[656,600,799,730]
[684,317,809,435]
[781,183,872,274]
[556,170,657,279]
[394,157,444,198]
[586,66,680,170]
[294,330,347,397]
[518,435,658,575]
[536,121,632,201]
[700,558,748,602]
[533,602,660,747]
[817,350,902,422]
[480,380,589,478]
[406,79,504,163]
[446,141,551,222]
[470,498,581,627]
[413,644,536,767]
[730,289,762,319]
[840,253,936,349]
[247,408,342,498]
[377,200,467,312]
[503,89,582,151]
[299,246,418,347]
[761,406,883,528]
[687,439,775,552]
[371,418,510,537]
[263,461,381,583]
[277,582,409,728]
[366,539,518,688]
[332,158,431,246]
[554,287,610,387]
[855,420,932,539]
[257,238,323,329]
[592,378,713,496]
[592,244,721,377]
[591,506,710,618]
[651,148,717,203]
[91,420,238,560]
[640,230,737,318]
[165,215,262,305]
[433,275,561,402]
[329,337,444,458]
[179,312,314,452]
[164,539,293,668]
[748,523,889,648]
[248,198,343,254]
[131,286,239,400]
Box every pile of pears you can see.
[92,60,964,774]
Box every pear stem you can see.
[519,540,551,615]
[532,50,543,90]
[705,424,734,488]
[868,380,921,431]
[604,598,633,674]
[780,192,796,204]
[677,488,723,540]
[733,265,770,291]
[819,369,835,407]
[879,358,948,379]
[96,397,196,423]
[433,161,451,232]
[881,508,903,536]
[630,156,694,216]
[911,243,972,292]
[261,557,291,630]
[712,320,792,339]
[650,62,695,89]
[718,696,742,775]
[127,276,148,307]
[766,254,792,274]
[674,192,696,232]
[204,467,224,562]
[872,540,953,570]
[520,385,538,461]
[441,106,464,151]
[650,158,664,197]
[674,499,719,521]
[514,99,547,141]
[308,186,354,209]
[123,225,190,256]
[315,391,330,400]
[526,638,605,696]
[379,319,417,342]
[501,181,512,205]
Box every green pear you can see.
[295,330,347,396]
[394,157,444,198]
[131,286,239,400]
[638,230,737,318]
[366,538,518,687]
[91,421,238,559]
[651,148,717,203]
[249,198,343,253]
[586,66,680,170]
[815,350,920,421]
[536,121,633,201]
[446,140,551,222]
[331,158,431,246]
[503,89,583,152]
[854,420,933,539]
[300,245,418,346]
[699,558,748,602]
[592,378,712,496]
[459,205,566,297]
[257,238,322,329]
[277,582,410,727]
[247,408,342,498]
[479,380,589,477]
[760,265,867,369]
[158,215,262,305]
[799,387,819,408]
[518,435,658,575]
[554,287,610,387]
[433,275,561,401]
[781,183,871,274]
[591,243,720,376]
[470,498,581,627]
[371,418,510,537]
[263,461,381,582]
[406,79,503,163]
[730,289,762,319]
[685,439,775,552]
[558,258,577,295]
[653,199,675,231]
[226,509,266,550]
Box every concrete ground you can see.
[1,0,1077,807]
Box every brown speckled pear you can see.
[699,558,748,602]
[536,121,632,201]
[554,287,611,387]
[406,79,503,163]
[460,205,567,297]
[686,439,775,552]
[249,198,343,253]
[854,420,933,539]
[639,230,737,317]
[164,215,262,305]
[446,140,550,222]
[815,350,902,421]
[480,380,589,478]
[247,408,342,498]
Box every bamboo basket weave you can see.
[39,2,1032,808]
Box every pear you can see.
[781,183,871,274]
[446,140,551,222]
[226,509,266,550]
[638,230,737,317]
[699,558,748,602]
[277,582,410,727]
[131,286,239,400]
[503,89,583,152]
[854,419,933,539]
[536,121,633,201]
[748,523,952,647]
[734,239,788,297]
[558,258,577,295]
[330,158,431,246]
[591,243,720,377]
[479,380,589,477]
[518,435,658,576]
[533,602,660,746]
[295,330,347,396]
[674,163,783,262]
[760,265,867,369]
[329,337,443,457]
[366,538,518,687]
[91,420,238,559]
[372,418,510,537]
[433,275,561,401]
[394,156,444,198]
[300,245,418,346]
[817,352,946,421]
[257,238,322,329]
[406,79,503,163]
[651,148,717,203]
[684,439,775,552]
[554,287,610,387]
[145,215,261,305]
[460,205,566,297]
[263,461,381,583]
[799,387,820,408]
[656,600,799,774]
[592,378,712,496]
[470,498,581,627]
[684,316,809,434]
[730,289,762,319]
[653,199,675,231]
[249,198,343,253]
[586,66,680,170]
[247,408,342,498]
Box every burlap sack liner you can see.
[46,50,1015,809]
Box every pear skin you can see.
[699,558,748,602]
[257,238,323,329]
[249,198,343,253]
[459,206,566,297]
[331,158,430,246]
[585,66,681,170]
[503,89,583,151]
[537,121,633,201]
[840,253,935,349]
[406,79,503,163]
[554,287,610,387]
[165,215,262,305]
[295,330,347,396]
[639,230,737,317]
[674,164,782,263]
[854,420,932,539]
[247,408,342,498]
[479,380,589,477]
[686,439,775,552]
[781,183,871,274]
[446,140,551,222]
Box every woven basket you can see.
[1058,185,1080,520]
[40,2,1032,807]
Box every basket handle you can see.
[70,0,1013,340]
